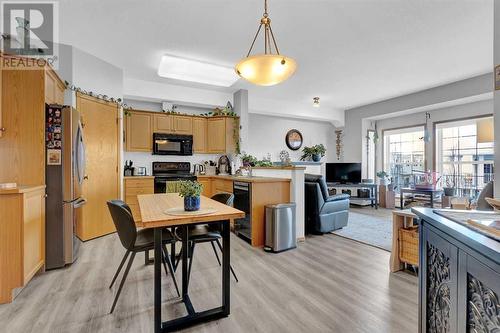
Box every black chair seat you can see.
[134,228,175,252]
[175,225,221,243]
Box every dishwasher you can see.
[233,181,251,243]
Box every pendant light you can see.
[235,0,297,86]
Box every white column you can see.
[233,89,249,153]
[494,0,500,195]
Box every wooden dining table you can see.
[137,193,245,333]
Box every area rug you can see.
[331,209,392,251]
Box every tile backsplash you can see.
[124,152,221,175]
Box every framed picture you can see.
[496,65,500,91]
[47,149,62,165]
[285,129,303,150]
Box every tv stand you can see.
[327,182,378,209]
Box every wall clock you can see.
[285,129,303,150]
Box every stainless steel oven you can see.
[233,181,251,243]
[153,133,193,156]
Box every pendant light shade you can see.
[235,0,296,86]
[235,54,296,86]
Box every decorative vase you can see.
[312,154,321,162]
[184,196,200,211]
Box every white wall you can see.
[72,47,123,98]
[374,99,493,174]
[246,113,337,164]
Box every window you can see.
[435,117,494,196]
[383,126,425,189]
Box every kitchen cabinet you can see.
[76,93,120,241]
[0,53,3,138]
[197,177,212,197]
[213,178,234,194]
[153,113,172,133]
[0,54,48,185]
[0,185,46,304]
[45,67,65,105]
[172,115,192,134]
[125,111,152,152]
[207,117,238,154]
[124,177,154,221]
[192,117,207,153]
[124,109,239,154]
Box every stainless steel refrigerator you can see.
[45,105,86,270]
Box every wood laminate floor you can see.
[0,233,418,333]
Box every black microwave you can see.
[153,133,193,155]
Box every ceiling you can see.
[58,0,493,121]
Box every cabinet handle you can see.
[0,127,5,132]
[83,175,89,180]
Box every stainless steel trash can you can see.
[264,203,296,252]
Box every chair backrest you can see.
[211,192,234,207]
[106,200,137,250]
[304,174,329,200]
[476,181,494,211]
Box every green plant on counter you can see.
[178,180,203,198]
[300,144,326,161]
[254,160,273,167]
[376,171,389,179]
[240,153,258,167]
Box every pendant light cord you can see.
[245,0,281,57]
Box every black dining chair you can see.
[106,200,180,314]
[174,193,239,286]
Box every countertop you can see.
[0,184,46,195]
[124,176,155,179]
[196,175,290,183]
[252,166,306,170]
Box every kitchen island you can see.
[412,207,500,333]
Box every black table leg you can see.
[158,221,231,332]
[400,190,404,209]
[154,228,162,333]
[430,193,434,208]
[221,219,230,315]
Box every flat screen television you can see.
[326,163,362,184]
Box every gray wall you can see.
[495,0,500,194]
[343,73,493,164]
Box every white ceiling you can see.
[58,0,493,121]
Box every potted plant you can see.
[376,171,389,185]
[240,153,258,167]
[300,144,326,162]
[178,180,203,211]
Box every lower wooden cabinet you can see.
[0,185,45,304]
[124,177,154,221]
[197,177,212,197]
[213,179,233,194]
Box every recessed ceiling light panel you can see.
[158,55,239,87]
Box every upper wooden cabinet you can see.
[126,111,152,152]
[45,67,65,105]
[172,115,193,134]
[192,117,207,153]
[207,117,238,154]
[153,114,172,133]
[124,109,238,154]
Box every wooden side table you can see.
[390,209,417,272]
